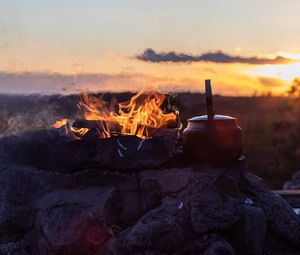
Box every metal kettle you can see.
[182,80,243,164]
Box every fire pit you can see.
[0,83,299,255]
[0,90,181,172]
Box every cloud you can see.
[258,77,287,87]
[136,48,294,65]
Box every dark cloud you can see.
[136,48,294,65]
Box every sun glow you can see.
[278,51,300,61]
[244,62,300,83]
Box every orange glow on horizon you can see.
[0,52,299,96]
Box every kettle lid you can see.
[188,114,235,122]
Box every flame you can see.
[53,118,89,140]
[53,119,69,128]
[53,90,178,140]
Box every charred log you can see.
[0,128,179,173]
[72,119,179,138]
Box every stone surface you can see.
[283,170,300,190]
[0,129,178,172]
[117,200,194,254]
[0,161,298,254]
[186,181,242,234]
[0,164,45,243]
[203,238,235,255]
[228,205,266,255]
[35,188,120,255]
[241,174,300,248]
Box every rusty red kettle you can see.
[182,80,243,164]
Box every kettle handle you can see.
[205,79,215,121]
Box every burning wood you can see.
[53,90,179,140]
[72,119,178,139]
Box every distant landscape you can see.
[1,91,300,189]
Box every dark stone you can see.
[229,205,266,255]
[81,128,102,141]
[0,160,298,254]
[283,170,300,190]
[0,165,46,243]
[186,182,242,234]
[204,238,235,255]
[140,179,162,213]
[213,173,241,197]
[35,188,120,255]
[0,128,177,172]
[117,202,192,253]
[241,173,300,250]
[263,231,300,255]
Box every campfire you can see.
[53,90,179,140]
[0,90,181,172]
[0,81,299,255]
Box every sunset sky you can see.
[1,0,300,95]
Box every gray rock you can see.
[204,238,235,255]
[0,165,46,242]
[117,202,191,253]
[213,173,241,197]
[263,232,300,255]
[186,181,242,234]
[0,129,177,172]
[229,205,266,255]
[283,170,300,190]
[242,173,300,249]
[35,188,121,255]
[0,160,299,255]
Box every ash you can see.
[0,130,299,255]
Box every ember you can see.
[53,90,178,140]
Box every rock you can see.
[213,173,241,197]
[263,232,300,255]
[241,173,300,249]
[139,179,162,213]
[138,168,195,195]
[35,188,121,255]
[261,191,300,246]
[0,159,298,254]
[0,165,46,243]
[186,181,242,234]
[283,170,300,190]
[204,238,235,255]
[117,202,192,254]
[229,205,266,255]
[0,129,178,172]
[94,238,117,255]
[194,234,228,253]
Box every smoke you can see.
[0,93,151,137]
[0,94,79,137]
[136,48,294,65]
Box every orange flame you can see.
[53,118,89,140]
[53,119,68,128]
[53,90,178,140]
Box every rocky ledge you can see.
[0,159,299,255]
